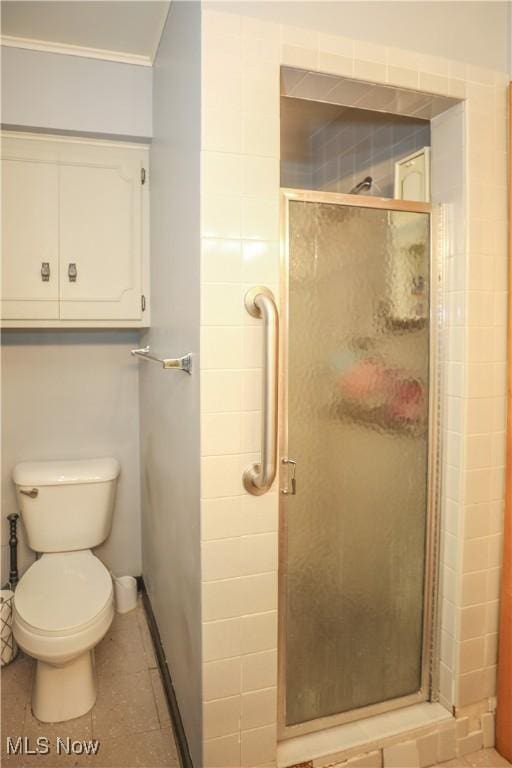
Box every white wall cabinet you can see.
[1,132,150,327]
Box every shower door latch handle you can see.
[280,458,296,496]
[242,286,279,496]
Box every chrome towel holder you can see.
[131,346,193,374]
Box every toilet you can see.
[12,458,120,723]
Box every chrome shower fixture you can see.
[350,176,373,194]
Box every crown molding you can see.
[0,35,153,67]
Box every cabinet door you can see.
[1,153,59,319]
[59,145,144,321]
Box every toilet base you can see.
[33,650,96,722]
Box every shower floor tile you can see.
[435,750,512,767]
[1,596,179,767]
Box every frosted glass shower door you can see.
[281,193,434,732]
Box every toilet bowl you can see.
[14,550,114,722]
[12,457,120,723]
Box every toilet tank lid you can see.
[13,458,120,487]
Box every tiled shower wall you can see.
[438,81,508,709]
[311,111,430,197]
[430,102,467,712]
[199,9,508,767]
[431,84,508,715]
[280,104,430,196]
[200,10,280,767]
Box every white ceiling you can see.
[1,1,170,63]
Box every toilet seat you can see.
[13,550,114,665]
[15,550,113,635]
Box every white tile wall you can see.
[200,8,508,766]
[430,64,508,715]
[201,16,281,765]
[309,112,430,197]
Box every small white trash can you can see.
[114,576,138,614]
[1,590,18,666]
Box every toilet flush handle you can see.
[19,488,38,498]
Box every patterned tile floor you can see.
[1,599,511,768]
[1,597,178,767]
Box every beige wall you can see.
[139,2,203,764]
[1,331,142,583]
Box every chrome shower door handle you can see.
[243,287,279,496]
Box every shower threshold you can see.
[277,702,452,768]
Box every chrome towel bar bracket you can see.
[131,346,193,374]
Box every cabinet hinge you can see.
[141,167,146,185]
[141,295,146,312]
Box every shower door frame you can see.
[277,188,443,740]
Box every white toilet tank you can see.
[12,458,120,553]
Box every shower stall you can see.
[244,189,441,738]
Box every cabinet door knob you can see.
[68,263,78,282]
[41,262,50,282]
